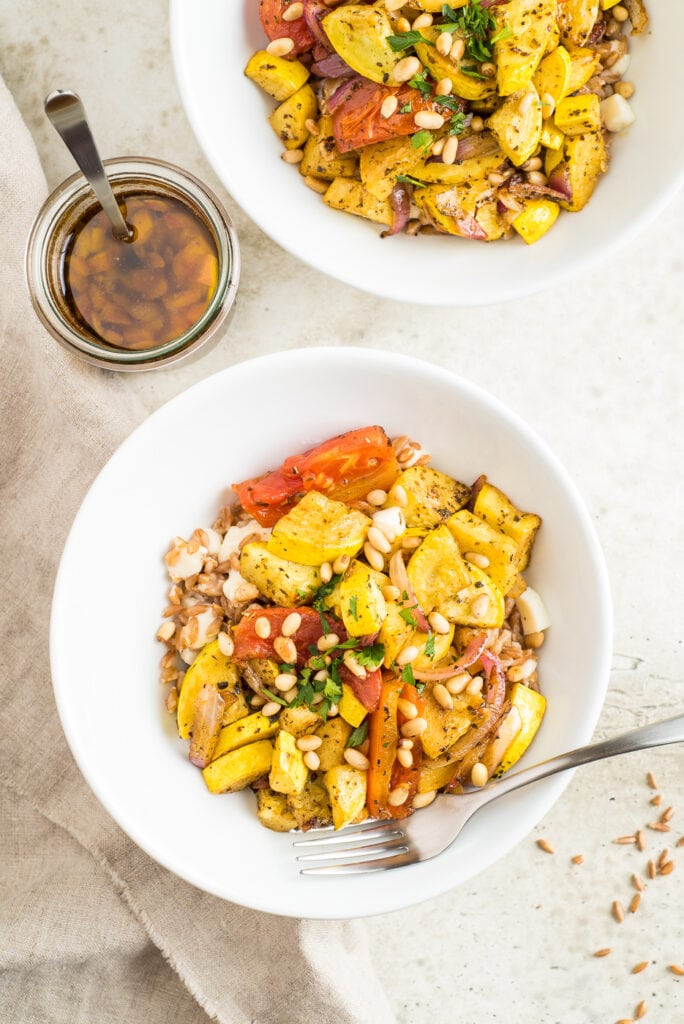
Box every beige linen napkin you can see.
[0,76,395,1024]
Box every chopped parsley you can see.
[408,68,432,96]
[448,111,467,136]
[440,1,506,67]
[354,643,385,670]
[398,102,412,114]
[348,595,359,621]
[399,606,418,628]
[401,663,416,687]
[396,173,427,189]
[387,30,433,52]
[411,129,434,152]
[346,720,369,749]
[260,687,288,708]
[424,633,436,660]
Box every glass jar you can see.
[26,157,240,371]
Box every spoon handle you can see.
[44,90,132,240]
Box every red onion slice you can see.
[188,683,225,768]
[303,0,333,49]
[327,75,363,112]
[547,168,572,201]
[455,631,488,669]
[381,181,411,238]
[311,52,354,78]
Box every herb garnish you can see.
[424,633,436,660]
[346,720,369,749]
[408,68,432,96]
[354,643,385,670]
[387,30,433,52]
[398,102,412,114]
[410,130,433,152]
[396,173,427,189]
[399,606,419,629]
[260,687,288,708]
[440,1,506,66]
[348,595,359,621]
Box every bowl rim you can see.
[169,0,684,308]
[50,347,613,917]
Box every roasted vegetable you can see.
[322,5,401,85]
[472,479,542,572]
[482,683,547,776]
[420,686,477,761]
[315,716,353,771]
[554,94,601,136]
[558,0,601,46]
[212,711,280,760]
[366,679,403,818]
[565,46,601,94]
[413,184,489,240]
[339,559,387,637]
[415,29,497,102]
[244,50,310,102]
[268,84,317,150]
[359,137,422,201]
[298,115,358,182]
[512,199,560,244]
[549,131,608,212]
[323,178,393,226]
[407,525,471,613]
[278,705,321,738]
[325,764,368,829]
[386,466,470,530]
[177,640,247,740]
[494,0,558,96]
[256,788,298,832]
[533,45,572,104]
[446,509,520,596]
[487,86,542,167]
[338,684,367,729]
[268,490,370,565]
[189,683,225,768]
[287,777,333,829]
[203,739,274,794]
[270,730,308,795]
[436,564,505,629]
[240,542,322,606]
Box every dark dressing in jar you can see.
[61,192,219,351]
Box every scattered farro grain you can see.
[537,839,555,854]
[632,873,645,892]
[629,894,641,913]
[650,794,663,806]
[648,822,670,832]
[660,861,675,876]
[157,620,176,642]
[615,1019,634,1024]
[165,686,178,713]
[661,806,675,823]
[613,900,625,923]
[647,860,657,879]
[615,835,637,845]
[658,848,670,868]
[677,837,684,847]
[632,961,649,974]
[635,1001,647,1020]
[572,854,585,865]
[636,830,646,851]
[647,771,659,790]
[594,947,612,958]
[669,964,684,976]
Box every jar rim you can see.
[25,156,240,371]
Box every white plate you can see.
[170,1,683,306]
[51,348,611,918]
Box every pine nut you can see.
[435,77,453,96]
[275,672,298,692]
[518,91,535,116]
[522,157,543,172]
[433,683,454,710]
[471,115,484,132]
[508,659,537,683]
[412,790,436,809]
[412,12,433,28]
[317,632,340,652]
[445,671,471,694]
[217,631,234,657]
[427,611,450,635]
[320,561,333,583]
[344,748,370,770]
[251,693,267,708]
[343,651,367,679]
[480,61,496,77]
[303,750,321,770]
[471,762,488,787]
[396,644,419,666]
[313,669,328,682]
[401,717,427,738]
[303,175,327,194]
[262,701,282,717]
[431,137,446,157]
[285,688,298,703]
[235,582,260,602]
[612,4,629,20]
[364,542,385,571]
[368,525,392,554]
[414,111,445,130]
[525,631,545,649]
[381,95,399,119]
[273,636,297,663]
[333,553,350,574]
[466,675,483,695]
[393,56,421,83]
[281,149,304,164]
[465,551,490,569]
[442,135,459,165]
[281,612,302,637]
[304,117,319,135]
[450,36,465,61]
[388,784,410,806]
[282,1,303,19]
[527,170,548,187]
[541,92,555,118]
[327,703,339,717]
[488,172,505,187]
[255,615,272,639]
[297,735,323,751]
[393,484,408,507]
[471,594,490,619]
[397,697,418,719]
[266,37,294,57]
[382,584,401,602]
[401,535,421,550]
[396,16,410,32]
[367,489,387,506]
[615,81,635,99]
[436,31,453,56]
[385,0,404,10]
[396,747,414,768]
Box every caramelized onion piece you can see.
[189,683,225,768]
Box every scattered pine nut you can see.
[412,790,436,809]
[613,900,625,923]
[572,854,585,865]
[381,95,398,119]
[319,561,333,583]
[401,717,427,738]
[364,541,385,571]
[317,632,340,652]
[632,961,649,974]
[471,762,488,788]
[632,873,645,892]
[266,37,294,57]
[397,697,418,720]
[366,489,387,507]
[388,783,410,806]
[396,747,414,769]
[629,894,641,914]
[273,636,297,663]
[333,553,351,574]
[594,947,612,958]
[281,149,303,164]
[254,615,272,640]
[261,701,281,717]
[647,771,659,790]
[303,750,320,770]
[281,612,302,637]
[393,484,408,507]
[296,735,322,752]
[282,1,304,20]
[537,839,555,854]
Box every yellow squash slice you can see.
[176,640,247,740]
[267,490,370,566]
[322,5,400,85]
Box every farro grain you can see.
[650,794,662,806]
[629,894,641,913]
[632,962,649,974]
[660,861,675,875]
[661,806,675,823]
[572,854,585,865]
[612,900,625,922]
[647,771,658,789]
[636,829,646,851]
[632,873,645,892]
[647,860,656,879]
[537,839,555,854]
[615,836,637,845]
[669,964,684,976]
[635,1001,647,1020]
[593,947,612,957]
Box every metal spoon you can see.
[44,89,133,241]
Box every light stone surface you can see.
[2,2,682,1021]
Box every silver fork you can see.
[293,713,684,875]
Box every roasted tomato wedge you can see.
[232,425,398,525]
[233,606,345,667]
[339,664,382,713]
[332,80,455,153]
[259,0,315,55]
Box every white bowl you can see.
[51,348,611,918]
[171,1,683,306]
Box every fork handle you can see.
[472,712,684,808]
